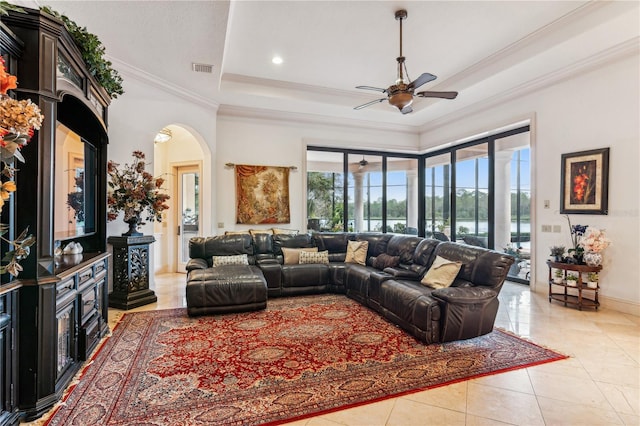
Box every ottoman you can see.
[186,264,268,316]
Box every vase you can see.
[583,251,602,267]
[122,216,142,237]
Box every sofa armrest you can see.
[431,286,496,304]
[430,286,499,342]
[383,267,421,281]
[186,258,208,272]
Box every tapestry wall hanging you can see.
[560,148,609,215]
[235,164,291,224]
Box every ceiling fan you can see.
[354,9,458,115]
[358,156,368,170]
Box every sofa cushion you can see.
[433,242,514,291]
[373,253,400,270]
[345,240,368,265]
[189,234,254,265]
[312,232,354,253]
[282,247,317,264]
[212,254,249,267]
[299,250,329,264]
[421,255,462,289]
[355,233,394,261]
[272,233,314,257]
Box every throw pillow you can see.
[373,253,400,270]
[281,247,318,265]
[345,240,369,265]
[224,230,250,236]
[249,229,274,236]
[272,228,298,235]
[298,250,329,264]
[420,255,463,289]
[212,254,249,267]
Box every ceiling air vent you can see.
[192,63,214,73]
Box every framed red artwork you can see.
[560,148,609,215]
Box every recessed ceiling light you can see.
[272,56,283,65]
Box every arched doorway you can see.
[153,124,206,273]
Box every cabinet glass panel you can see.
[56,304,75,379]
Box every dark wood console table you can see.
[547,260,602,310]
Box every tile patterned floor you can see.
[102,274,639,425]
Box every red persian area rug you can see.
[46,294,566,425]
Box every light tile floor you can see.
[108,274,639,425]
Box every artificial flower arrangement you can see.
[0,57,43,276]
[107,151,170,227]
[578,227,611,254]
[563,215,612,265]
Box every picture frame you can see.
[560,148,609,215]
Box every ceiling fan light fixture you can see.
[388,92,413,110]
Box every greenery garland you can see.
[40,6,124,98]
[1,2,124,98]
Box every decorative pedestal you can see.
[108,235,157,310]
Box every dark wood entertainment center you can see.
[1,8,111,423]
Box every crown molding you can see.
[109,57,220,111]
[222,73,372,102]
[419,37,639,134]
[218,104,419,135]
[433,1,624,93]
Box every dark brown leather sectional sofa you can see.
[186,232,515,344]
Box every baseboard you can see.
[531,284,639,316]
[598,295,640,316]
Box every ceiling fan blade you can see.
[408,73,437,90]
[400,105,413,115]
[416,91,458,99]
[354,98,386,110]
[356,85,387,93]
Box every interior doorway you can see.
[175,164,201,272]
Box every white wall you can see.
[420,53,640,312]
[107,77,217,287]
[216,116,419,234]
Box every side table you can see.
[108,235,158,309]
[547,260,602,310]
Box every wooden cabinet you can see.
[0,285,19,426]
[1,8,111,421]
[547,261,602,310]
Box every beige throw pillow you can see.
[281,247,317,265]
[298,250,329,264]
[272,228,299,235]
[212,254,249,267]
[421,255,462,289]
[345,240,369,265]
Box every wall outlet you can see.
[218,222,224,228]
[544,200,550,209]
[541,225,552,233]
[553,225,561,233]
